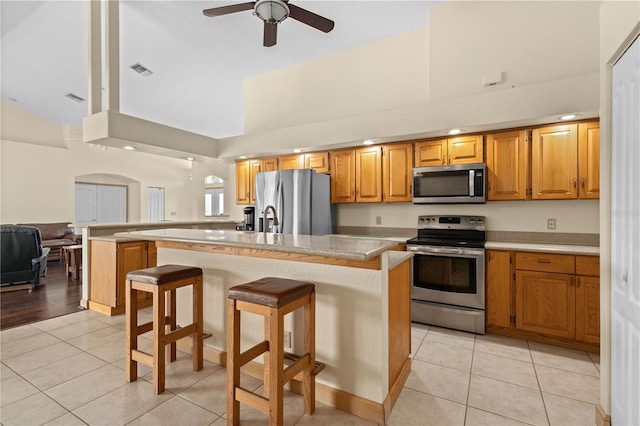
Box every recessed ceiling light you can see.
[65,93,85,103]
[130,63,153,77]
[363,139,374,145]
[448,128,463,135]
[123,146,136,151]
[293,149,302,153]
[186,157,195,161]
[239,155,248,159]
[558,114,579,121]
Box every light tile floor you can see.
[0,310,600,425]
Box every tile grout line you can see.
[527,340,552,426]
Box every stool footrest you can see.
[236,386,269,414]
[239,341,269,367]
[284,352,325,376]
[132,349,154,367]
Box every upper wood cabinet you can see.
[355,146,382,203]
[330,149,356,203]
[330,146,382,203]
[578,121,600,199]
[531,124,579,200]
[531,122,600,200]
[304,152,330,173]
[382,143,413,202]
[278,155,303,170]
[263,157,278,172]
[486,130,530,201]
[414,135,483,167]
[236,159,264,205]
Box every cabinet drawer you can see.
[576,255,599,276]
[515,252,575,274]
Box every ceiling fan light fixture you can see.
[254,0,289,23]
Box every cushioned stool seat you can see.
[227,277,322,426]
[125,264,204,394]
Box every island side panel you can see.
[158,247,387,404]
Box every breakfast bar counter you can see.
[111,228,412,424]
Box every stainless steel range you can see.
[406,215,486,334]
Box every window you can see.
[205,175,224,216]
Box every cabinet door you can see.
[531,124,578,199]
[330,149,356,203]
[382,143,413,202]
[578,121,600,199]
[278,155,302,170]
[263,158,278,172]
[414,139,447,167]
[486,130,529,201]
[448,135,483,164]
[515,270,575,338]
[249,160,263,205]
[576,275,600,344]
[355,146,382,203]
[235,160,251,205]
[116,241,148,307]
[90,240,117,307]
[304,152,329,173]
[486,250,513,328]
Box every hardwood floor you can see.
[0,261,83,330]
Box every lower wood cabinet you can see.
[89,239,157,316]
[486,249,599,351]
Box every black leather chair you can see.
[1,225,50,291]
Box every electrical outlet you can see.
[547,218,557,230]
[375,216,382,225]
[284,331,292,349]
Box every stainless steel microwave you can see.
[412,163,486,204]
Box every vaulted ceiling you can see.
[1,1,436,139]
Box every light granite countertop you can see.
[114,228,400,261]
[485,241,599,256]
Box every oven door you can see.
[407,244,485,310]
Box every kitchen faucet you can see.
[263,205,279,236]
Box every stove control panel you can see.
[417,215,485,230]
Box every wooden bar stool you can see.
[125,264,204,394]
[226,277,323,426]
[63,244,82,280]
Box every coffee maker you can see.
[238,206,255,231]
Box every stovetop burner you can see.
[407,215,486,248]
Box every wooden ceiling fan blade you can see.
[203,2,255,17]
[288,4,334,33]
[263,21,277,47]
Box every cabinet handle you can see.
[581,177,585,188]
[573,178,577,188]
[576,278,581,288]
[537,259,551,264]
[487,180,491,191]
[442,158,445,165]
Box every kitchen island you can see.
[113,228,412,424]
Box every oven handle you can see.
[407,244,485,257]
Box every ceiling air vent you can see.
[130,63,153,76]
[65,93,85,103]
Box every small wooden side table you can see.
[63,244,83,280]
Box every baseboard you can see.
[596,404,611,426]
[486,325,600,353]
[176,339,388,424]
[383,356,411,424]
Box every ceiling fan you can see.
[203,0,334,47]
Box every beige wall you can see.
[598,0,640,418]
[0,106,234,224]
[338,200,599,234]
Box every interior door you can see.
[611,34,640,426]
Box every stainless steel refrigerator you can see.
[255,169,335,235]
